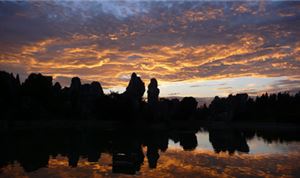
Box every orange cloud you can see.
[0,30,299,90]
[0,1,299,95]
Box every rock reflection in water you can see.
[0,127,300,177]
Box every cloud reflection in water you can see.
[1,148,300,178]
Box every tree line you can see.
[0,70,299,122]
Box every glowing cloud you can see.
[0,1,299,96]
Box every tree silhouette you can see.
[0,70,299,123]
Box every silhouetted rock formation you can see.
[22,73,53,101]
[79,82,104,119]
[147,78,159,105]
[21,73,55,119]
[0,70,299,123]
[124,73,145,101]
[0,71,20,119]
[116,72,146,119]
[70,77,81,91]
[91,81,104,96]
[53,82,62,91]
[144,78,161,121]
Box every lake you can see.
[1,124,300,177]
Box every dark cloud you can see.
[263,79,300,94]
[190,83,227,88]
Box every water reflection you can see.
[208,128,250,154]
[0,126,300,176]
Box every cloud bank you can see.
[0,1,299,96]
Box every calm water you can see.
[169,131,300,154]
[1,126,300,177]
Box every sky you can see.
[0,1,299,97]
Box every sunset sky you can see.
[0,1,299,97]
